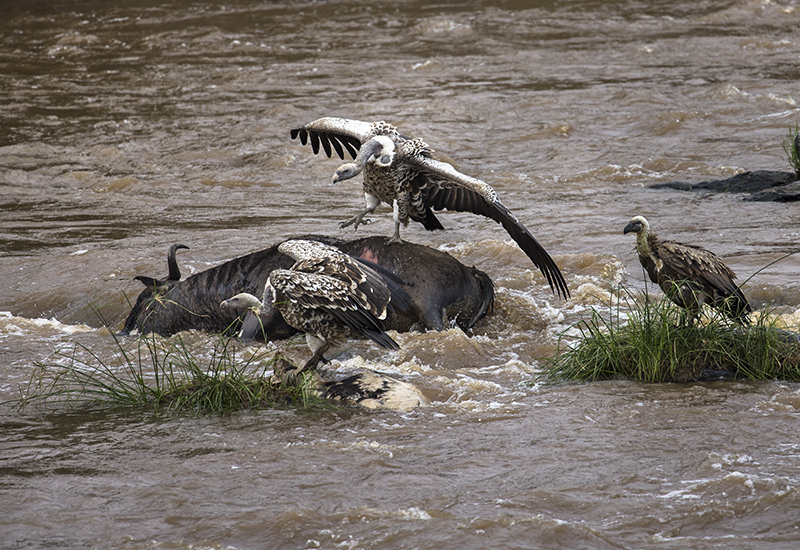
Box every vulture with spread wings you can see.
[291,117,569,300]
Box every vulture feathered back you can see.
[222,239,412,374]
[623,216,751,323]
[290,117,569,300]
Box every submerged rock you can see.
[746,180,800,202]
[651,170,799,201]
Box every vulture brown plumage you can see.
[623,215,751,323]
[221,239,413,373]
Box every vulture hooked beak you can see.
[623,216,648,235]
[332,136,395,184]
[333,163,359,184]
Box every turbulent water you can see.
[2,0,800,548]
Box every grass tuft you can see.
[782,123,800,179]
[14,326,325,413]
[541,287,800,383]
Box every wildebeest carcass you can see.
[120,235,494,341]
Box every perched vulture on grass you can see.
[623,215,751,323]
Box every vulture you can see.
[221,239,412,374]
[290,117,569,300]
[623,216,751,323]
[134,243,189,292]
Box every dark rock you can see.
[699,369,736,381]
[651,170,797,199]
[745,180,800,202]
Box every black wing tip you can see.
[516,239,570,300]
[548,264,570,300]
[480,202,570,300]
[344,141,358,159]
[290,123,360,160]
[291,128,308,145]
[548,268,570,300]
[365,330,400,350]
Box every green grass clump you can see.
[782,123,800,179]
[542,288,800,383]
[15,330,323,413]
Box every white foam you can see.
[0,312,94,336]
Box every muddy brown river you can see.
[2,1,800,548]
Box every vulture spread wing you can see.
[279,240,394,319]
[348,256,415,315]
[274,239,414,348]
[405,154,570,300]
[290,117,375,160]
[290,119,569,300]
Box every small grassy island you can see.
[14,330,329,413]
[542,288,800,384]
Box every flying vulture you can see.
[290,117,569,300]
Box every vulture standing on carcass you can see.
[623,215,751,323]
[221,239,413,374]
[290,117,569,300]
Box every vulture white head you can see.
[333,135,396,183]
[220,292,263,312]
[623,215,650,237]
[623,215,653,256]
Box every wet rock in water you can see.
[651,170,799,201]
[746,179,800,202]
[699,368,736,381]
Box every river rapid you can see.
[2,1,800,548]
